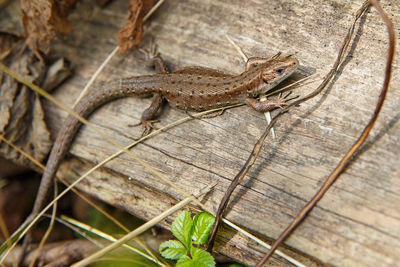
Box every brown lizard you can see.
[23,49,298,253]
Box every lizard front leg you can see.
[247,92,297,112]
[137,45,168,135]
[247,95,288,112]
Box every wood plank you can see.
[7,0,400,266]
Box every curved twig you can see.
[256,0,395,265]
[207,0,372,254]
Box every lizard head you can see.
[258,56,299,93]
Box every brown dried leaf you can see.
[0,43,71,171]
[21,0,77,54]
[118,0,157,54]
[142,0,158,17]
[42,57,72,91]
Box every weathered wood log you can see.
[4,0,400,266]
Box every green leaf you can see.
[191,247,216,266]
[229,264,245,267]
[192,212,215,245]
[159,240,187,260]
[176,255,194,267]
[176,248,216,267]
[171,210,193,248]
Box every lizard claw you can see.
[276,91,299,109]
[140,119,159,137]
[139,42,167,73]
[139,41,158,61]
[129,119,159,137]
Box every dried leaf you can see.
[142,0,158,18]
[118,0,157,54]
[21,0,77,54]
[0,43,71,170]
[42,57,72,91]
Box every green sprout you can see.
[159,210,216,266]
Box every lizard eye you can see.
[276,68,284,74]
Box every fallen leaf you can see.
[0,42,71,170]
[118,0,157,54]
[21,0,77,54]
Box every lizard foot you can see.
[139,42,167,73]
[129,119,159,137]
[248,91,299,112]
[139,41,158,62]
[276,91,299,109]
[141,119,159,137]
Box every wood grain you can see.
[4,0,400,266]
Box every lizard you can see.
[23,48,299,253]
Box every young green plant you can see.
[159,211,216,266]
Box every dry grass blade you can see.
[72,46,119,108]
[71,182,217,267]
[0,133,156,265]
[0,215,15,267]
[0,62,205,264]
[59,216,169,266]
[0,86,289,264]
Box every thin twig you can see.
[206,77,320,254]
[257,0,394,264]
[207,0,372,259]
